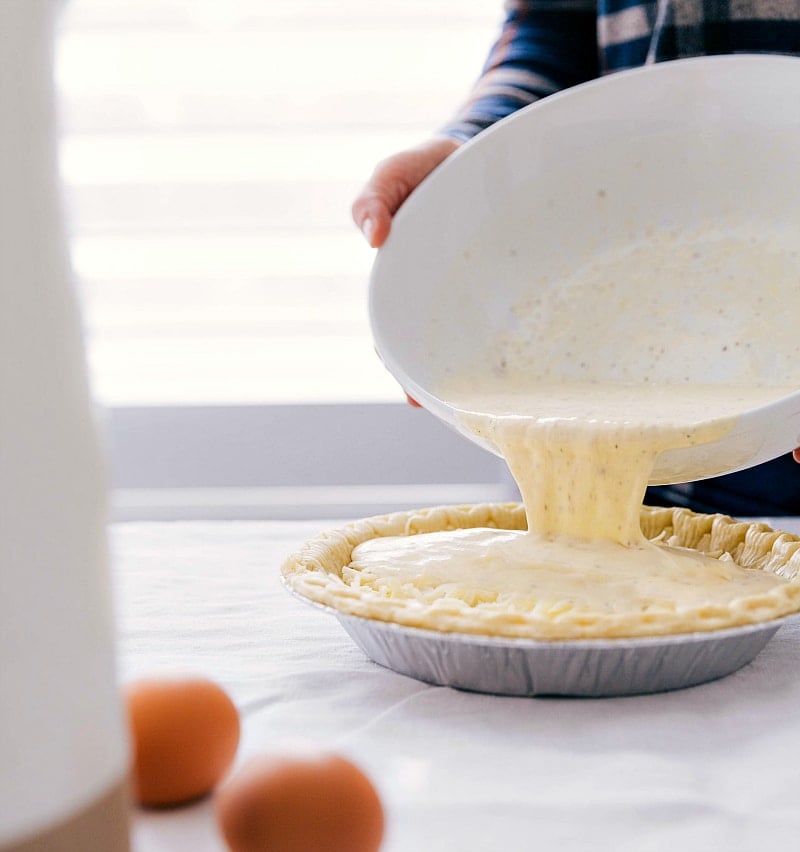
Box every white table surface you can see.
[113,516,800,852]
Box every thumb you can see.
[351,190,394,249]
[351,155,418,249]
[352,137,461,248]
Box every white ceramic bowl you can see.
[369,55,800,484]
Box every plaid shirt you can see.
[443,0,800,140]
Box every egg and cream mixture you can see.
[342,233,800,638]
[346,381,799,638]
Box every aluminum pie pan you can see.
[290,591,795,697]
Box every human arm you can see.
[352,0,598,247]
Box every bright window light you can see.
[56,0,501,406]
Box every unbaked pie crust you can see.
[282,503,800,640]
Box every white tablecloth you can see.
[113,517,800,852]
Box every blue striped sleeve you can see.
[441,0,599,141]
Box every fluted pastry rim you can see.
[281,503,800,640]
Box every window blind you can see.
[56,0,500,406]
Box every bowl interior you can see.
[369,55,800,481]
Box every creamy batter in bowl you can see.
[370,57,800,482]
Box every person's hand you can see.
[794,448,800,464]
[351,136,461,248]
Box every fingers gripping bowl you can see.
[282,504,800,697]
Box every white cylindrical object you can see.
[0,1,130,849]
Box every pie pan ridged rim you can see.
[283,585,797,697]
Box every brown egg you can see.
[215,752,384,852]
[125,676,240,807]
